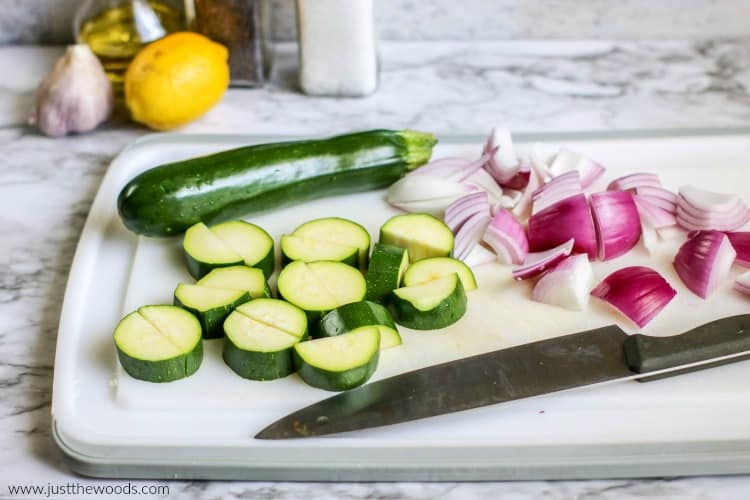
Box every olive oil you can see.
[77,0,183,94]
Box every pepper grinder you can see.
[295,0,378,97]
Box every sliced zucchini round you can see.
[280,234,359,268]
[402,257,478,291]
[379,213,454,262]
[183,222,243,279]
[365,243,409,303]
[174,284,250,339]
[210,220,275,278]
[276,261,366,326]
[319,300,402,349]
[388,273,467,330]
[292,217,371,269]
[223,299,308,380]
[293,326,380,391]
[197,265,271,299]
[114,305,203,383]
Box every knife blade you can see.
[256,314,750,439]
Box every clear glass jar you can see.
[191,0,271,87]
[73,0,185,95]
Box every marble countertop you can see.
[2,40,750,499]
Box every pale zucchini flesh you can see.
[210,220,275,277]
[293,326,380,391]
[114,306,203,383]
[173,284,250,339]
[280,234,359,267]
[197,265,271,298]
[379,213,454,262]
[388,274,467,330]
[293,217,372,269]
[403,257,478,291]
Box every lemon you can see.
[124,32,229,130]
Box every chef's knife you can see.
[256,315,750,439]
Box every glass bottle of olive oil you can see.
[75,0,184,95]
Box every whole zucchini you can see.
[118,129,437,236]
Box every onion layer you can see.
[673,230,736,299]
[676,186,750,231]
[735,270,750,295]
[512,239,574,281]
[527,193,598,258]
[727,232,750,267]
[589,191,642,261]
[591,266,677,328]
[483,208,529,265]
[548,148,606,189]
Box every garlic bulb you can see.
[29,44,114,137]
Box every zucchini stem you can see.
[399,130,438,170]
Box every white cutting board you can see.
[51,131,750,480]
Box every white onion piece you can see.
[735,270,750,295]
[529,143,553,183]
[532,254,593,311]
[591,266,676,328]
[589,191,642,261]
[463,243,497,268]
[727,232,750,267]
[656,225,686,241]
[387,174,473,214]
[444,191,489,233]
[548,148,606,189]
[607,173,661,191]
[512,238,574,281]
[673,230,736,299]
[414,152,491,182]
[454,211,491,261]
[633,195,677,229]
[679,186,743,213]
[483,208,529,265]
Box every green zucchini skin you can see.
[293,345,379,392]
[117,340,203,383]
[118,130,437,237]
[222,342,295,381]
[365,243,409,303]
[318,301,397,338]
[173,291,251,339]
[388,278,468,330]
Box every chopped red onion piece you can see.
[463,243,497,268]
[607,173,661,192]
[532,254,593,311]
[512,164,541,219]
[444,191,490,233]
[529,143,553,182]
[727,232,750,267]
[591,266,676,328]
[673,230,736,299]
[463,168,507,212]
[512,238,574,281]
[532,171,583,215]
[483,208,529,265]
[633,195,677,229]
[387,174,474,214]
[499,165,531,190]
[679,186,743,213]
[634,185,678,204]
[527,193,598,258]
[636,194,677,214]
[548,148,606,189]
[735,270,750,295]
[454,210,491,261]
[589,191,642,261]
[484,127,522,185]
[676,204,750,232]
[640,221,659,255]
[413,152,491,182]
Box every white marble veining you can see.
[1,40,750,498]
[2,0,750,44]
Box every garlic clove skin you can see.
[29,44,114,137]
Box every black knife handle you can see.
[623,315,750,382]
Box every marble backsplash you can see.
[0,0,748,45]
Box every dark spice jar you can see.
[192,0,270,87]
